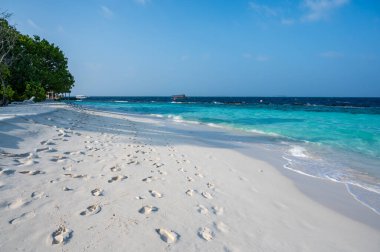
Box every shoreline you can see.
[1,103,379,251]
[71,103,380,218]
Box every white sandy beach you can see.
[0,103,379,251]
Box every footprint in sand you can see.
[206,182,215,189]
[139,205,159,215]
[214,221,229,233]
[91,188,103,196]
[9,211,35,224]
[64,173,87,179]
[126,159,136,165]
[8,198,26,209]
[211,206,224,216]
[149,190,163,198]
[185,189,194,196]
[153,162,164,168]
[156,228,180,243]
[50,155,68,163]
[63,186,74,191]
[142,176,158,183]
[80,204,102,216]
[197,205,209,215]
[63,151,76,155]
[135,196,146,200]
[35,147,57,153]
[238,176,248,182]
[0,168,16,176]
[40,140,56,146]
[108,175,128,183]
[198,227,214,241]
[110,166,121,172]
[0,151,30,158]
[15,154,39,166]
[35,147,49,152]
[195,173,204,178]
[19,170,45,175]
[50,178,61,184]
[51,225,73,245]
[158,170,167,175]
[186,176,194,182]
[201,192,213,199]
[31,191,45,199]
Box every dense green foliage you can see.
[25,81,45,102]
[0,83,15,100]
[1,13,74,104]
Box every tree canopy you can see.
[0,12,74,104]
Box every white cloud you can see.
[249,2,277,16]
[101,5,114,19]
[27,19,42,30]
[319,51,344,59]
[303,0,349,21]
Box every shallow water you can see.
[70,96,380,214]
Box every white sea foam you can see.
[282,155,380,215]
[150,114,164,118]
[249,129,280,137]
[168,115,184,122]
[289,146,309,158]
[345,184,380,215]
[206,123,223,128]
[282,161,320,179]
[114,101,129,103]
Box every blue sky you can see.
[3,0,380,96]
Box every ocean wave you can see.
[282,161,320,179]
[206,123,223,128]
[213,101,224,105]
[248,129,281,137]
[282,153,380,215]
[346,184,380,215]
[289,145,309,158]
[168,114,184,122]
[150,114,164,118]
[114,101,129,103]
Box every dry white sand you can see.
[0,103,379,251]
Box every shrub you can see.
[25,81,46,102]
[0,84,15,102]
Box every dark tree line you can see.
[0,12,74,105]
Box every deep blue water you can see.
[69,96,380,214]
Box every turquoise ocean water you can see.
[70,97,380,214]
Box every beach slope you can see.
[0,103,379,251]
